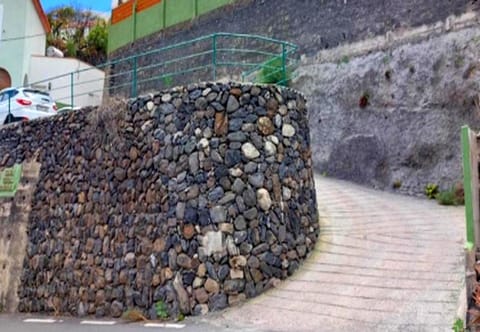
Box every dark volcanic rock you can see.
[5,83,318,320]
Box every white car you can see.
[0,87,57,124]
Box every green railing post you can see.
[162,0,167,29]
[7,94,11,116]
[132,56,138,98]
[212,34,217,81]
[281,43,287,86]
[70,72,74,107]
[132,1,137,42]
[462,125,477,248]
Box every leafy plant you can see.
[257,56,291,86]
[435,184,464,206]
[46,6,108,66]
[435,188,464,205]
[162,75,174,88]
[65,39,78,57]
[155,300,169,320]
[176,313,185,321]
[436,189,457,205]
[392,180,402,189]
[87,22,108,54]
[452,318,464,332]
[425,183,439,199]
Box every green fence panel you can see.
[136,2,165,39]
[108,0,237,53]
[165,0,194,28]
[108,17,134,53]
[197,0,232,15]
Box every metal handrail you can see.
[24,32,298,108]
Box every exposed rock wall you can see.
[107,0,474,97]
[294,26,480,194]
[0,83,318,318]
[110,0,472,60]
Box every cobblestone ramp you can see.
[204,175,466,332]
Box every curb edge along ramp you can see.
[202,175,466,332]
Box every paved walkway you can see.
[203,175,466,332]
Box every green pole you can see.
[70,72,74,107]
[162,0,166,29]
[212,34,217,81]
[132,56,138,98]
[462,125,475,247]
[194,0,198,18]
[133,1,137,42]
[281,43,287,86]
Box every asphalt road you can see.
[0,314,231,332]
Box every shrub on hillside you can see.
[257,56,290,86]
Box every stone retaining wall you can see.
[0,82,318,318]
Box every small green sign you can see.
[0,164,22,198]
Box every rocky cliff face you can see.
[0,82,318,318]
[110,0,471,59]
[295,26,480,194]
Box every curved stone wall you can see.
[0,82,318,318]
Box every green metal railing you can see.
[25,33,298,109]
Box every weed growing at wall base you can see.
[425,183,439,199]
[155,301,169,320]
[452,318,464,332]
[435,189,459,205]
[435,184,464,206]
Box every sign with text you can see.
[0,164,22,198]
